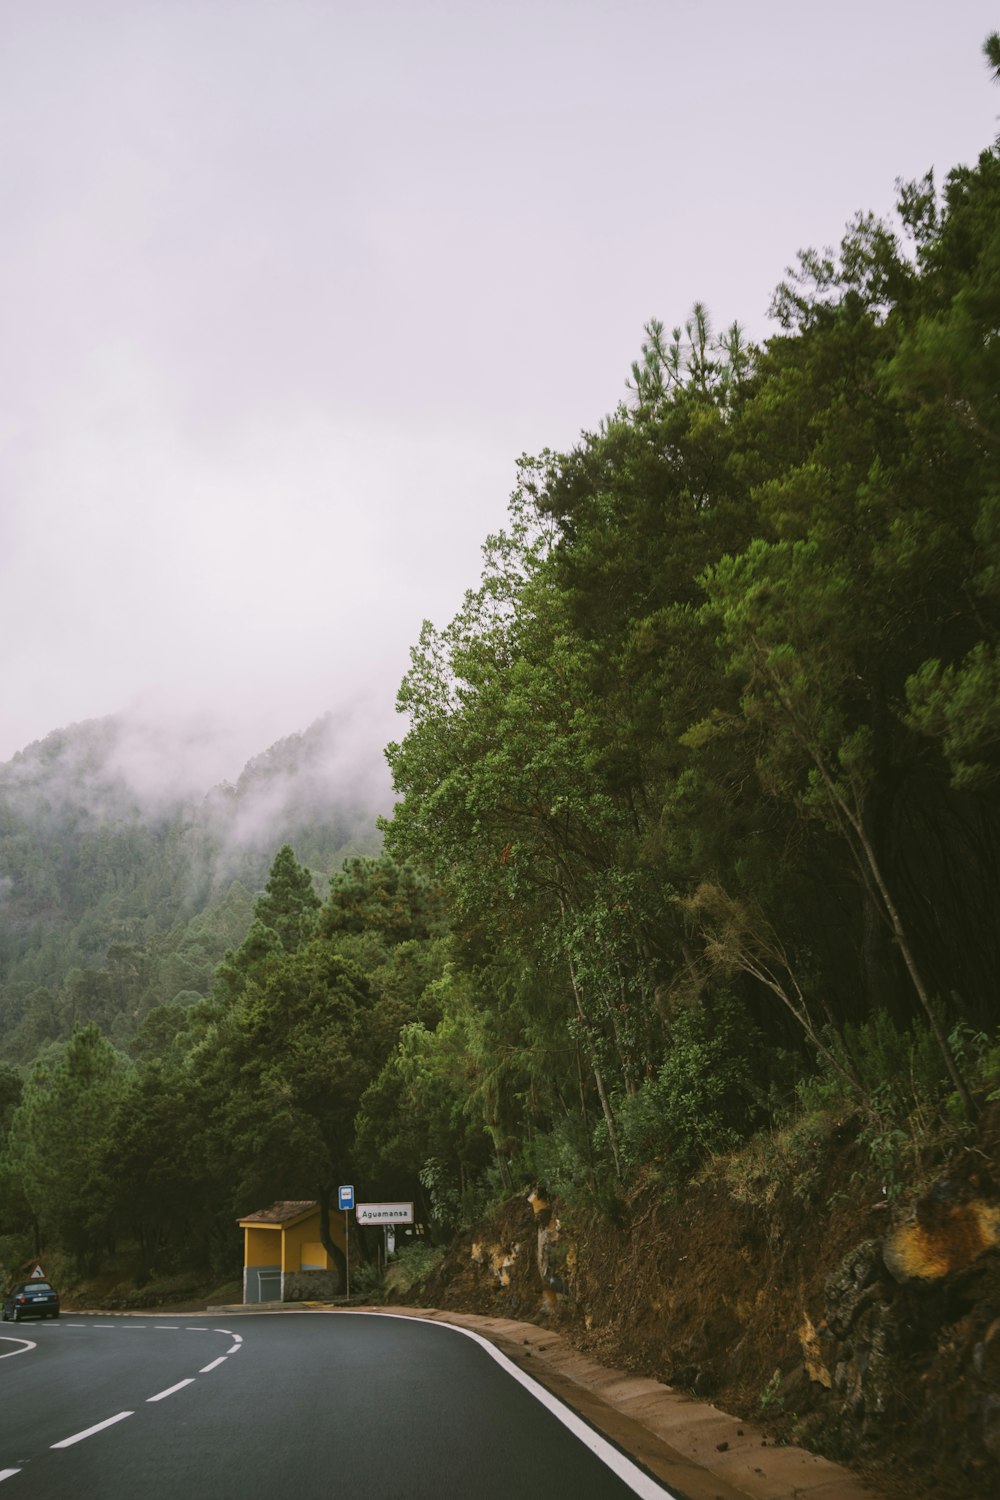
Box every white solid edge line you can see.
[51,1411,133,1449]
[147,1379,196,1402]
[199,1356,226,1373]
[0,1469,21,1481]
[0,1339,35,1360]
[339,1312,676,1500]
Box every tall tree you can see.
[8,1026,130,1266]
[252,845,322,951]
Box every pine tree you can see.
[253,846,321,952]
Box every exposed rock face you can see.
[413,1151,1000,1500]
[800,1239,909,1441]
[470,1238,518,1287]
[812,1248,989,1484]
[798,1312,833,1388]
[528,1186,568,1300]
[785,1185,1000,1488]
[883,1180,1000,1284]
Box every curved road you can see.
[0,1312,676,1499]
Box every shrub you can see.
[613,996,761,1181]
[350,1260,385,1301]
[387,1239,443,1295]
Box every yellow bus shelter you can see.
[238,1200,346,1303]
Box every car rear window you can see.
[23,1282,54,1291]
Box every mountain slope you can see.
[0,712,388,1058]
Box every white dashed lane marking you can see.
[0,1470,21,1482]
[4,1321,244,1463]
[51,1411,134,1448]
[147,1379,195,1403]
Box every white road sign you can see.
[355,1202,414,1225]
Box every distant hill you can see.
[0,712,388,1061]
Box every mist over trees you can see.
[2,37,1000,1286]
[0,712,386,1061]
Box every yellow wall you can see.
[280,1211,346,1270]
[241,1208,347,1273]
[244,1225,281,1268]
[282,1215,317,1271]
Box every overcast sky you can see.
[2,0,997,787]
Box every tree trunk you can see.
[566,952,623,1180]
[763,652,978,1120]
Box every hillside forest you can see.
[2,39,1000,1317]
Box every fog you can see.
[0,709,390,922]
[2,0,997,788]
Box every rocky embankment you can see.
[409,1109,1000,1500]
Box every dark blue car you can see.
[2,1280,60,1321]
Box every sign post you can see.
[338,1185,354,1299]
[355,1204,413,1273]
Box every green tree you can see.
[252,845,321,951]
[8,1025,130,1267]
[0,1062,30,1240]
[192,939,381,1272]
[103,1060,217,1277]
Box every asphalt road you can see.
[0,1311,678,1499]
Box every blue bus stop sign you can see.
[338,1184,355,1211]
